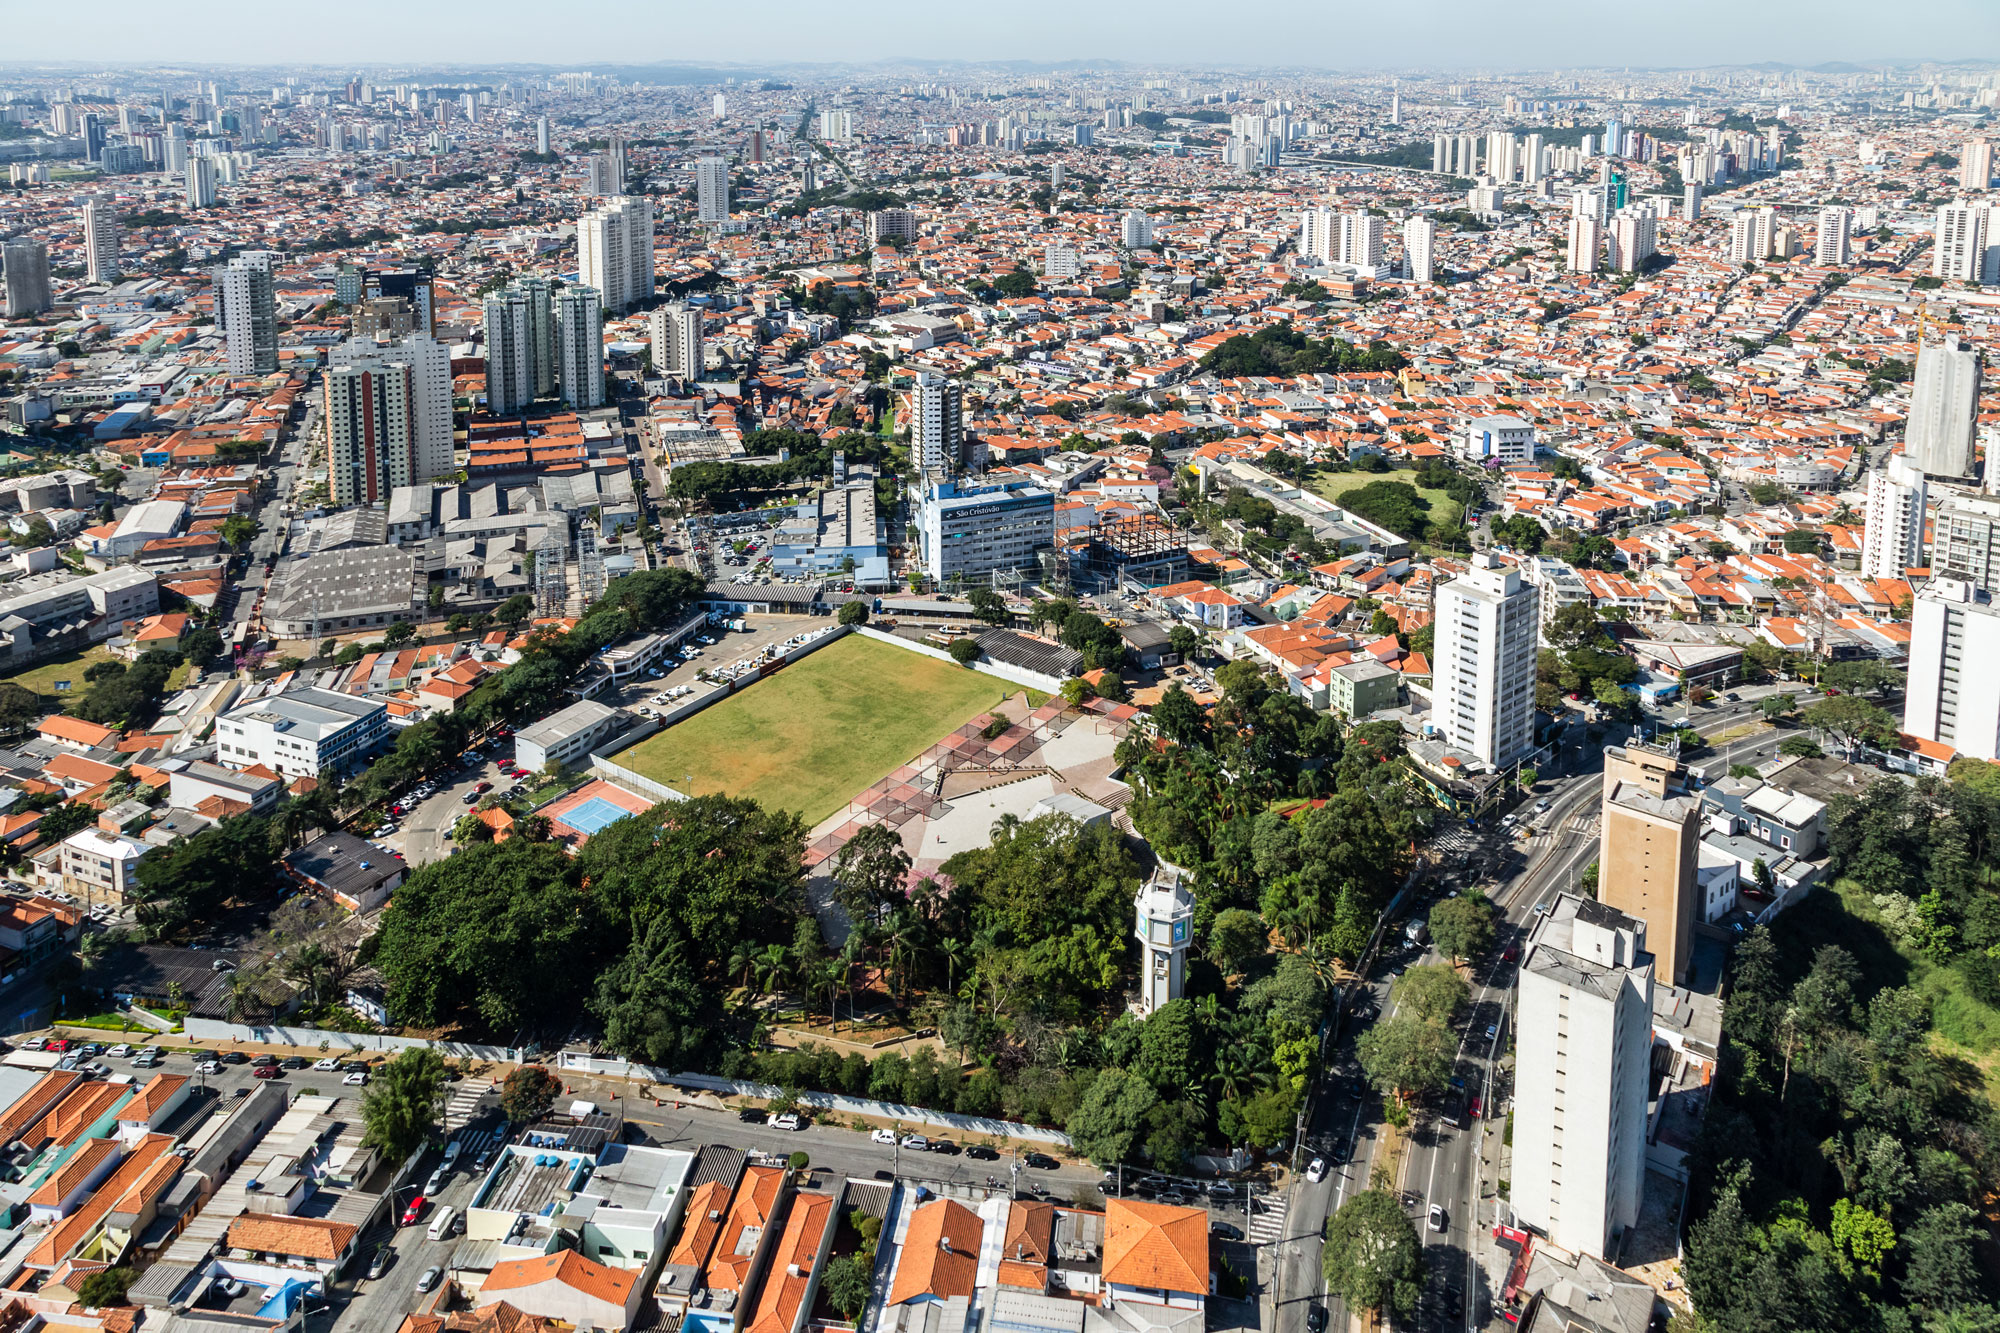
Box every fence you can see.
[851,626,1068,695]
[555,1055,1073,1148]
[183,1018,526,1064]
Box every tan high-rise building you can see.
[1597,743,1698,985]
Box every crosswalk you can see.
[1427,825,1481,858]
[1247,1193,1288,1245]
[443,1079,493,1133]
[450,1124,504,1160]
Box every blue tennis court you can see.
[558,796,638,835]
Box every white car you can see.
[1305,1157,1328,1183]
[106,1044,133,1058]
[343,1072,369,1086]
[900,1134,929,1151]
[870,1128,898,1145]
[313,1057,342,1071]
[771,1112,802,1131]
[197,1060,223,1075]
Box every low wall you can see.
[183,1018,525,1064]
[852,626,1067,695]
[556,1055,1072,1148]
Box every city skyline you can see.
[5,0,1998,72]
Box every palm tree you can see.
[990,812,1021,842]
[937,937,971,997]
[753,944,791,999]
[728,942,760,991]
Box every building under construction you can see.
[1044,511,1189,594]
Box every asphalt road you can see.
[1277,688,1812,1333]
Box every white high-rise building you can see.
[556,284,604,410]
[483,288,534,415]
[184,155,217,208]
[1042,242,1081,280]
[81,197,119,284]
[695,156,729,224]
[1403,215,1434,283]
[1298,207,1337,264]
[1434,552,1540,769]
[1905,578,2000,761]
[1908,338,1983,479]
[1337,211,1384,268]
[1962,138,1994,191]
[713,93,727,120]
[1122,209,1154,249]
[819,109,852,141]
[1934,494,2000,589]
[1727,209,1760,265]
[576,196,654,313]
[323,334,453,505]
[1860,453,1929,580]
[1683,182,1703,221]
[1570,185,1607,225]
[912,371,967,475]
[215,254,277,375]
[1814,206,1852,267]
[535,116,550,155]
[1513,893,1654,1260]
[1567,215,1602,273]
[1607,207,1656,273]
[1934,203,1987,280]
[1522,132,1546,185]
[648,302,704,381]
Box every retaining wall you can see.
[852,626,1067,695]
[183,1018,525,1064]
[555,1054,1072,1147]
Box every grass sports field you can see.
[0,645,115,701]
[615,633,1024,826]
[1309,468,1463,531]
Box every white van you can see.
[426,1205,456,1241]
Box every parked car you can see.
[281,1055,310,1069]
[771,1112,803,1131]
[106,1044,132,1059]
[312,1057,341,1071]
[929,1139,960,1155]
[870,1128,897,1145]
[415,1266,443,1294]
[965,1146,1000,1161]
[738,1108,767,1124]
[1023,1152,1059,1170]
[1305,1157,1328,1183]
[219,1051,248,1065]
[367,1249,393,1280]
[249,1054,277,1067]
[900,1135,929,1151]
[401,1198,427,1226]
[253,1065,283,1080]
[196,1060,223,1075]
[343,1071,368,1086]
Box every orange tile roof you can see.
[888,1198,982,1306]
[480,1249,636,1306]
[667,1179,732,1268]
[746,1191,834,1333]
[27,1137,120,1208]
[1102,1198,1208,1294]
[707,1164,785,1294]
[36,716,120,748]
[228,1212,359,1261]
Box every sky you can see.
[6,0,1999,74]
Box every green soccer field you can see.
[614,633,1024,826]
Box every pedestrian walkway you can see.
[450,1124,503,1160]
[443,1079,492,1133]
[1248,1192,1288,1245]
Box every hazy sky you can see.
[7,0,1999,74]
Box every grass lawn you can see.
[616,633,1023,825]
[1309,469,1463,532]
[0,645,116,701]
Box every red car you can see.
[1501,945,1519,963]
[45,1038,69,1053]
[401,1198,427,1227]
[1470,1096,1482,1120]
[473,781,493,794]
